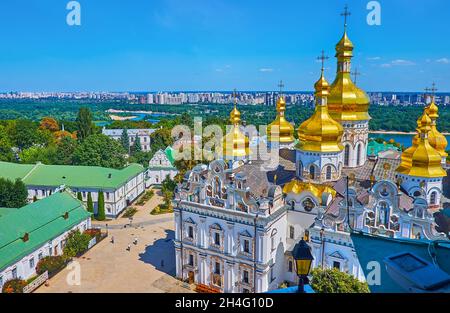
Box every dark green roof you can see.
[0,162,145,190]
[0,192,91,271]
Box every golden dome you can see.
[396,115,423,173]
[396,113,446,178]
[268,96,295,143]
[425,100,448,157]
[328,30,371,122]
[297,71,344,152]
[222,105,250,159]
[283,180,336,204]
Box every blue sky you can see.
[0,0,449,92]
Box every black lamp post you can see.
[292,239,314,293]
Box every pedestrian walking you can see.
[127,244,131,251]
[111,236,115,244]
[134,237,138,245]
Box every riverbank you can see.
[370,130,450,135]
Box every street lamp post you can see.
[292,239,314,293]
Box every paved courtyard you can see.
[36,190,193,293]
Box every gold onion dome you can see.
[397,113,446,178]
[396,114,423,173]
[283,180,336,204]
[426,100,448,157]
[268,96,295,143]
[328,30,371,122]
[297,71,344,152]
[222,105,250,158]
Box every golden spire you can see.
[397,112,446,178]
[222,89,250,159]
[425,83,448,158]
[268,80,295,143]
[297,52,344,152]
[328,5,371,122]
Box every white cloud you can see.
[391,59,416,66]
[436,58,450,64]
[259,68,274,72]
[367,56,381,61]
[380,59,415,68]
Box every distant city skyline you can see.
[0,1,450,92]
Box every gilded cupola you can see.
[297,66,344,153]
[426,97,448,158]
[268,95,295,144]
[327,24,371,122]
[396,115,422,173]
[396,113,446,178]
[222,101,250,159]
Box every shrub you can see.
[36,256,66,276]
[87,192,94,213]
[2,279,27,293]
[63,229,92,258]
[310,267,370,293]
[122,207,137,218]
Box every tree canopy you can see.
[0,178,28,208]
[310,267,370,293]
[72,134,126,169]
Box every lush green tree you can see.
[150,127,173,152]
[72,134,126,169]
[120,128,130,153]
[33,195,37,202]
[310,268,370,293]
[129,151,153,167]
[63,230,92,258]
[76,108,94,141]
[54,136,78,165]
[19,145,57,164]
[0,125,14,162]
[77,192,83,202]
[0,178,28,208]
[86,192,94,213]
[132,133,142,154]
[97,191,106,221]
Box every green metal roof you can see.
[367,140,401,157]
[0,208,17,218]
[0,191,91,271]
[164,146,175,165]
[0,162,145,190]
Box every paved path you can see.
[36,189,193,293]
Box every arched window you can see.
[309,165,315,180]
[430,191,437,205]
[356,144,362,166]
[344,145,350,166]
[326,166,332,180]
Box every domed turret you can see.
[297,69,344,152]
[426,99,448,159]
[327,30,371,122]
[397,113,446,178]
[222,103,250,159]
[268,96,295,144]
